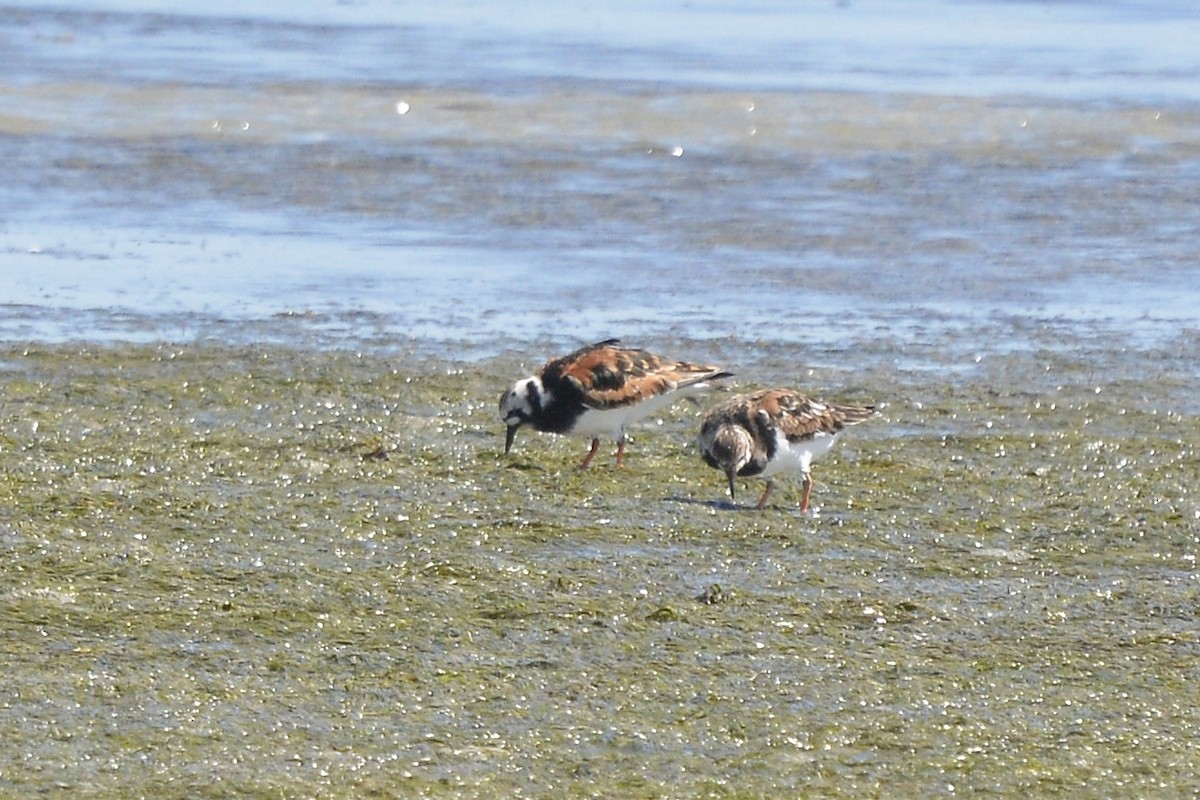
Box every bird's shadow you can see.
[665,495,759,512]
[504,461,546,472]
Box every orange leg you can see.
[615,438,627,467]
[755,479,775,510]
[578,438,601,470]
[799,474,813,513]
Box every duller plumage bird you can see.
[500,339,733,469]
[699,387,876,512]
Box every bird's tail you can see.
[836,404,877,426]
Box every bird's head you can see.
[701,423,754,500]
[498,376,543,453]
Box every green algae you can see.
[1,341,1198,798]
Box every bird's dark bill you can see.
[505,424,519,454]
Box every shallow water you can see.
[4,1,1200,355]
[6,88,1200,358]
[3,1,1200,795]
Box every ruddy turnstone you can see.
[500,339,732,469]
[699,388,876,512]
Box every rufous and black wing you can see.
[546,340,729,411]
[758,388,875,443]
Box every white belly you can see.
[571,389,697,439]
[761,430,840,477]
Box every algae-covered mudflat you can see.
[1,340,1197,797]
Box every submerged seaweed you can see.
[1,341,1198,797]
